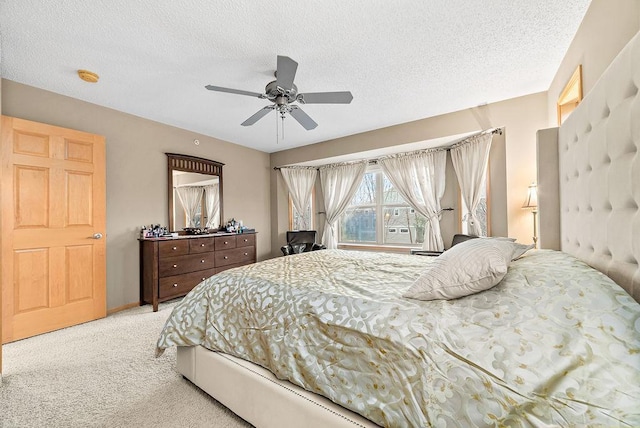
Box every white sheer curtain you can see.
[175,186,204,228]
[379,150,447,251]
[204,184,220,229]
[319,162,367,249]
[279,167,318,230]
[451,133,493,236]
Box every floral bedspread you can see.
[156,249,640,427]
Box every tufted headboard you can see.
[557,30,640,302]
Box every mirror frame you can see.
[167,153,224,232]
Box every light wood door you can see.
[1,116,106,343]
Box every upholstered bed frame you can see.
[177,346,378,427]
[538,30,640,303]
[176,30,640,427]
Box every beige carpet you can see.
[0,301,252,428]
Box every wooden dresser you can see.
[139,232,256,311]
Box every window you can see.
[192,210,202,228]
[339,167,425,246]
[289,193,314,230]
[460,172,489,236]
[557,65,582,125]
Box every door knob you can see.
[93,233,103,239]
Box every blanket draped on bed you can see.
[156,249,640,427]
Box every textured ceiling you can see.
[0,0,591,153]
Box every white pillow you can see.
[403,239,533,301]
[510,242,535,260]
[480,237,534,260]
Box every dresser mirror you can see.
[167,153,224,233]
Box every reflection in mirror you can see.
[167,153,224,233]
[173,172,220,230]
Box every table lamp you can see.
[522,183,538,247]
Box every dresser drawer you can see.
[215,246,255,267]
[236,234,255,248]
[159,268,216,299]
[159,253,216,277]
[190,237,215,253]
[215,235,236,250]
[158,240,189,258]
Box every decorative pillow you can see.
[481,236,516,241]
[510,242,535,260]
[479,237,534,260]
[403,239,533,301]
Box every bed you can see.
[156,30,640,427]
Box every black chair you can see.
[281,230,326,256]
[410,234,478,256]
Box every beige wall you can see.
[1,79,271,310]
[548,0,640,125]
[270,92,547,253]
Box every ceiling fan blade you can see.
[276,56,298,90]
[241,106,274,126]
[205,85,264,98]
[299,91,354,104]
[289,106,318,130]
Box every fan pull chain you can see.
[281,115,285,140]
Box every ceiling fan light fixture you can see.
[205,55,352,131]
[77,69,99,83]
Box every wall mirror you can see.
[167,153,224,232]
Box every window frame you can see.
[557,65,583,125]
[338,166,425,248]
[288,189,315,231]
[458,161,491,236]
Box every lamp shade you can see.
[522,183,538,209]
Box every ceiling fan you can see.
[205,55,353,130]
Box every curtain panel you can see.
[279,167,318,230]
[451,133,493,236]
[176,186,204,228]
[379,150,447,251]
[319,162,367,249]
[204,184,220,229]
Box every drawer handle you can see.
[201,259,205,263]
[173,264,178,268]
[224,256,228,259]
[224,241,228,245]
[172,246,177,250]
[244,252,248,256]
[201,243,205,247]
[173,283,178,287]
[244,239,248,242]
[202,277,206,281]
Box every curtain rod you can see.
[273,127,503,170]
